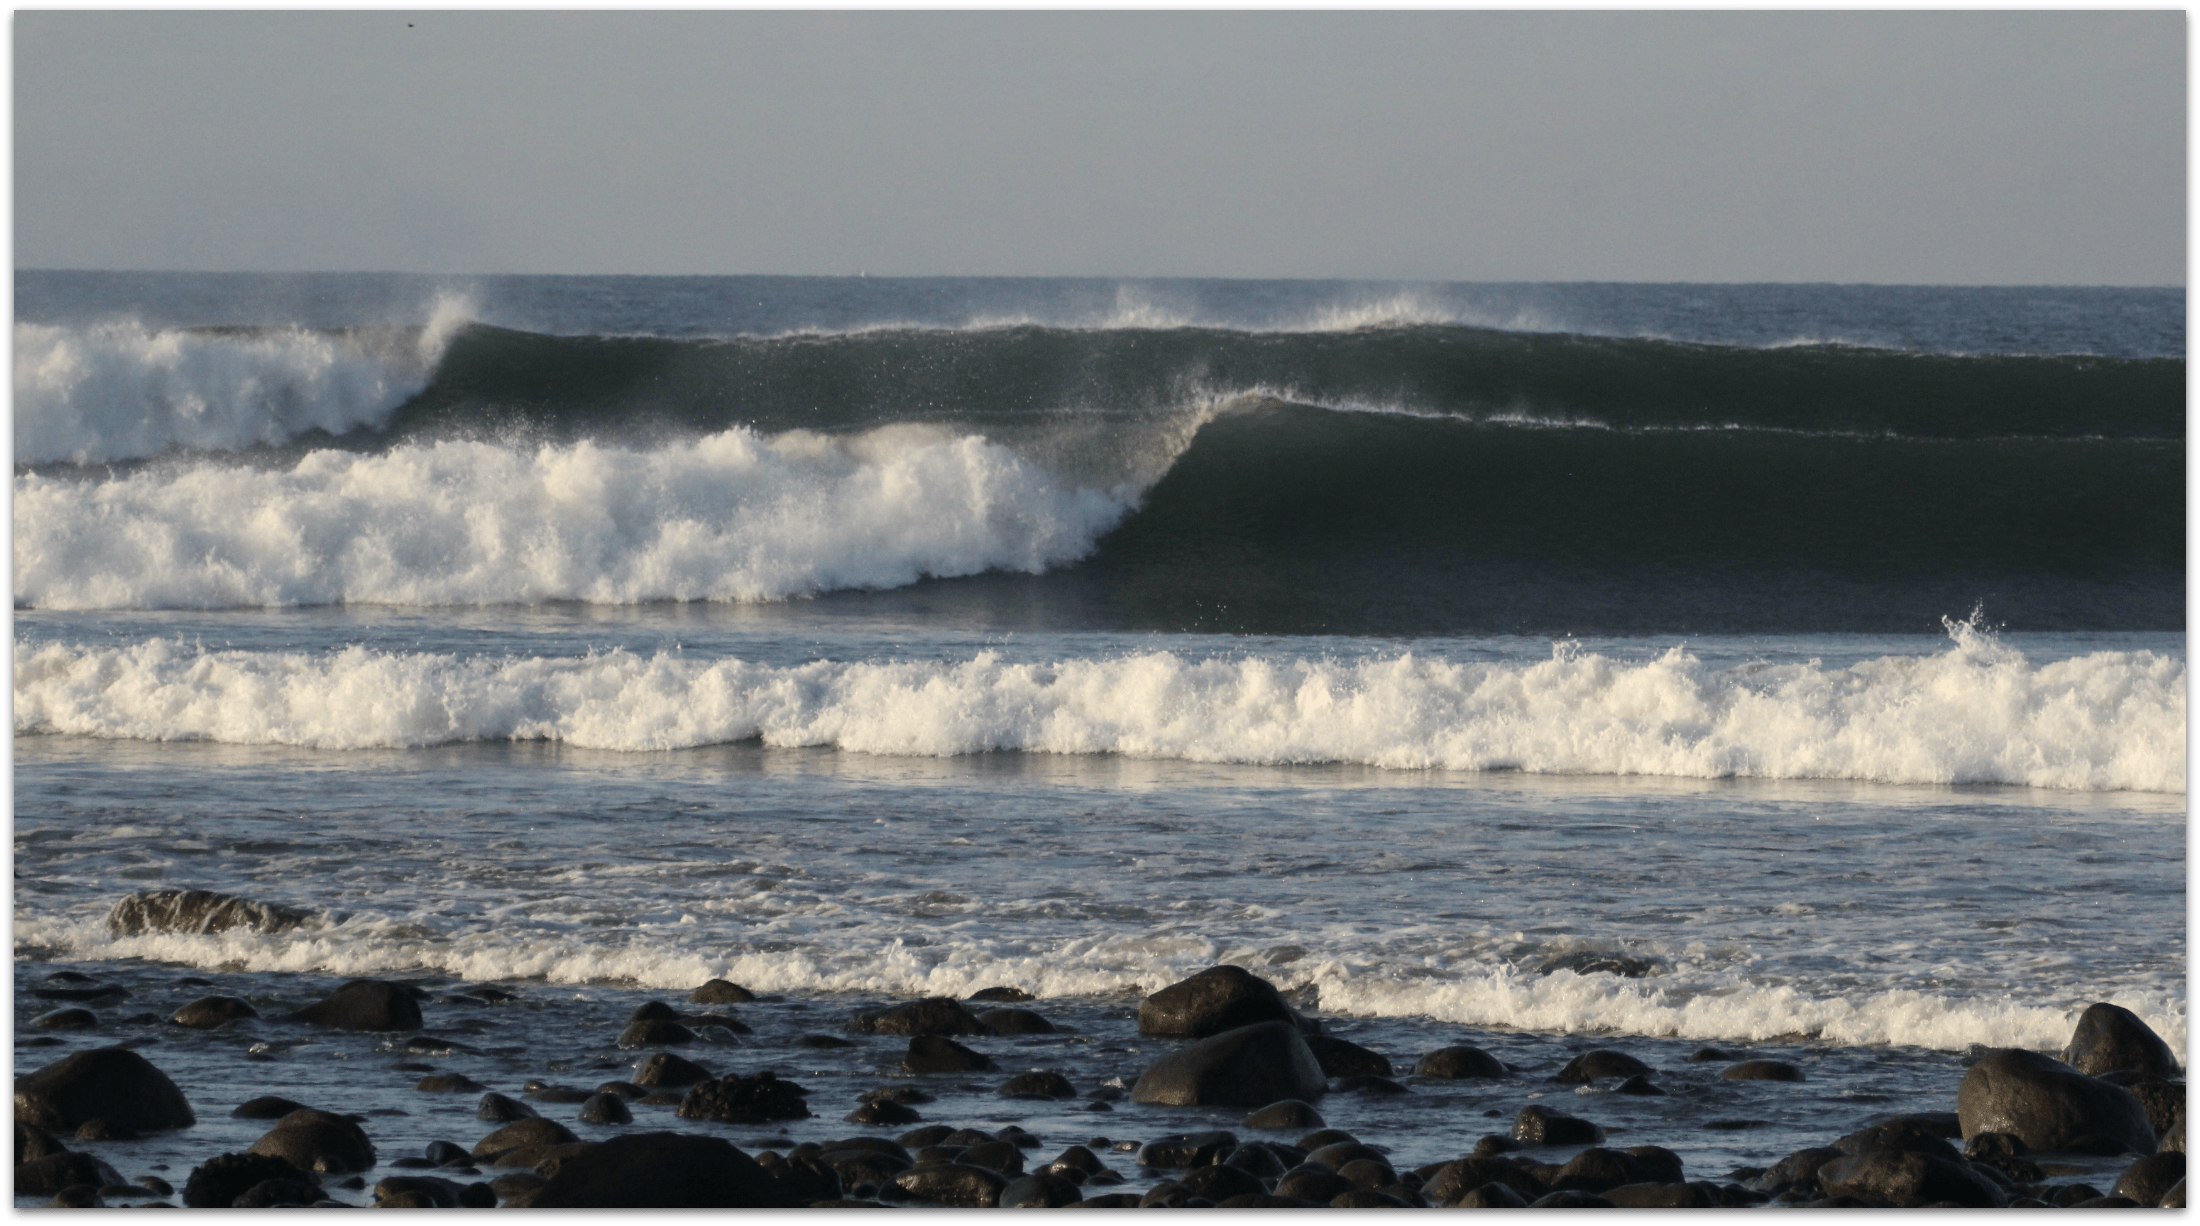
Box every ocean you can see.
[12,271,2186,1204]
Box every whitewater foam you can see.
[13,295,473,464]
[16,630,2183,792]
[14,424,1135,609]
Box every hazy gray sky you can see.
[14,10,2186,283]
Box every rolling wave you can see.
[15,622,2185,792]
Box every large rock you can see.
[1513,1104,1603,1146]
[1130,1021,1327,1107]
[1816,1150,2007,1208]
[2065,1004,2183,1079]
[1138,966,1315,1038]
[14,1046,195,1132]
[676,1071,811,1124]
[247,1108,377,1174]
[1958,1048,2155,1155]
[525,1132,795,1207]
[848,997,994,1036]
[106,888,310,936]
[289,979,423,1031]
[1423,1156,1545,1204]
[632,1052,713,1087]
[904,1035,996,1074]
[690,979,756,1005]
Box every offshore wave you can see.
[13,397,2182,628]
[15,623,2185,792]
[12,314,2183,467]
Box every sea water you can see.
[12,272,2184,1204]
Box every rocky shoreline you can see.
[12,890,2189,1208]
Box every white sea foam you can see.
[13,296,473,463]
[16,626,2183,791]
[14,909,2180,1056]
[14,425,1135,609]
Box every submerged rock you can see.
[677,1071,811,1124]
[523,1131,795,1208]
[289,979,423,1032]
[172,995,259,1029]
[248,1108,377,1174]
[1413,1045,1508,1079]
[849,997,994,1036]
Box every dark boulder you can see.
[1138,1131,1239,1168]
[849,997,994,1036]
[677,1071,811,1124]
[1176,1164,1266,1201]
[969,986,1035,1003]
[690,979,755,1004]
[248,1108,377,1174]
[1958,1048,2155,1155]
[233,1176,324,1207]
[30,1008,98,1030]
[74,1118,139,1141]
[617,1018,697,1048]
[1138,965,1314,1038]
[1555,1049,1651,1083]
[1000,1071,1074,1099]
[1528,1189,1616,1207]
[2112,1151,2185,1206]
[525,1131,794,1207]
[288,979,423,1032]
[472,1118,581,1165]
[578,1092,633,1125]
[1552,1147,1657,1193]
[1277,1167,1354,1202]
[1001,1171,1084,1206]
[1131,1020,1327,1107]
[415,1073,488,1093]
[1243,1099,1324,1130]
[15,1152,127,1197]
[1623,1145,1685,1185]
[1603,1182,1716,1207]
[1304,1034,1392,1078]
[2065,1003,2182,1079]
[106,888,309,936]
[1816,1149,2007,1208]
[476,1092,538,1122]
[959,1140,1026,1176]
[1446,1180,1531,1208]
[1424,1156,1543,1204]
[975,1007,1057,1035]
[1414,1045,1508,1079]
[1722,1059,1805,1081]
[893,1162,1008,1207]
[632,1051,713,1087]
[1514,1104,1604,1146]
[1751,1147,1844,1194]
[846,1099,922,1126]
[904,1034,997,1073]
[16,1121,67,1163]
[2125,1077,2186,1140]
[231,1095,309,1120]
[172,995,259,1029]
[182,1152,313,1208]
[373,1175,463,1207]
[1835,1118,1963,1160]
[14,1046,195,1132]
[1615,1075,1666,1096]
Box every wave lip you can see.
[15,630,2185,793]
[13,307,467,463]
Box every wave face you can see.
[17,624,2184,792]
[14,284,2182,633]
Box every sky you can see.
[13,10,2187,284]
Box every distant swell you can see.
[16,626,2185,792]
